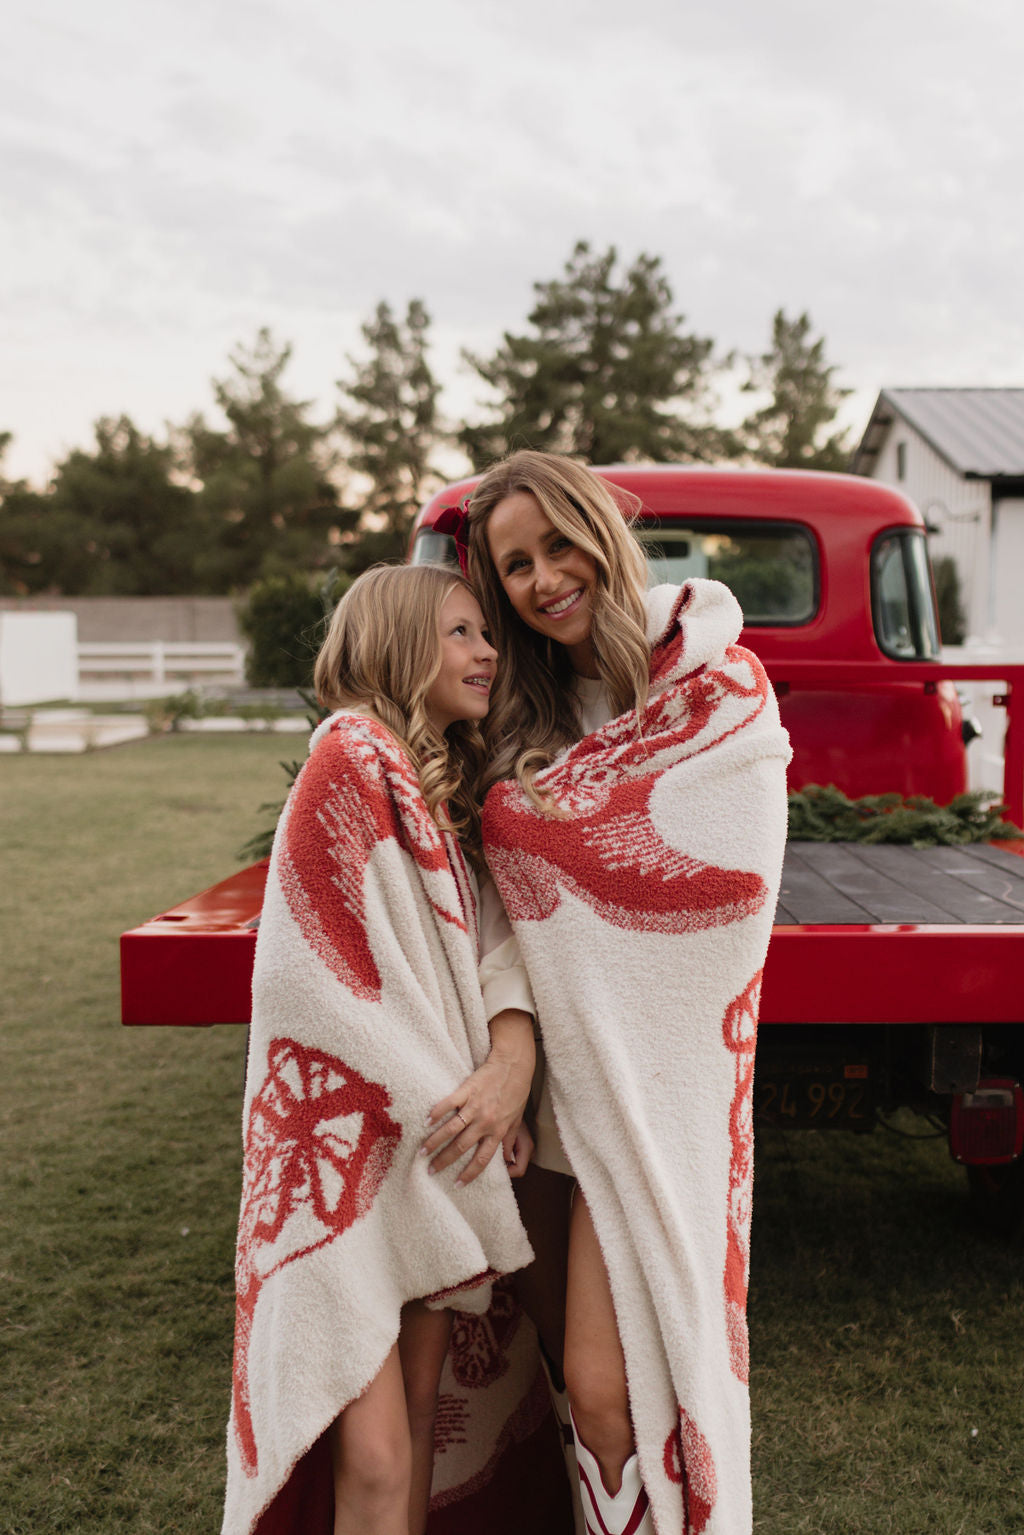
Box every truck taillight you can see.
[949,1079,1024,1166]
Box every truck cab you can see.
[412,466,968,804]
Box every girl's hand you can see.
[423,1009,535,1185]
[502,1120,534,1179]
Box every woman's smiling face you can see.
[485,491,599,677]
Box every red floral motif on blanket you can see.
[232,1037,401,1477]
[663,1407,718,1534]
[722,970,762,1383]
[447,1276,521,1391]
[278,718,466,1002]
[484,652,770,933]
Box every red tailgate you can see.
[120,861,267,1026]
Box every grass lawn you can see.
[750,1126,1022,1533]
[1,736,282,1535]
[2,735,1021,1533]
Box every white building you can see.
[851,388,1024,653]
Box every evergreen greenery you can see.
[237,571,347,688]
[1,266,867,599]
[235,565,340,860]
[182,328,349,589]
[741,310,851,471]
[787,784,1022,846]
[932,554,967,646]
[706,533,815,622]
[459,241,731,465]
[235,687,329,863]
[335,299,441,563]
[0,431,61,594]
[3,416,201,595]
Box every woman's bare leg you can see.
[397,1301,453,1535]
[512,1162,573,1376]
[329,1343,411,1535]
[563,1191,634,1494]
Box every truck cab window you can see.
[871,531,941,660]
[639,521,817,625]
[411,531,459,566]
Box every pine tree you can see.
[335,300,441,564]
[0,418,205,595]
[741,310,851,471]
[184,329,345,588]
[0,434,51,594]
[459,242,729,465]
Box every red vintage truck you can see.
[121,467,1024,1231]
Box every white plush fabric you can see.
[483,581,791,1535]
[222,712,534,1535]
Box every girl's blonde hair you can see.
[313,563,486,859]
[466,450,650,803]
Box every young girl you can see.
[463,451,792,1535]
[221,564,538,1535]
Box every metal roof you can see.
[851,388,1024,478]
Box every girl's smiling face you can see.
[423,587,498,732]
[485,491,599,677]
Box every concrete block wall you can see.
[0,596,241,644]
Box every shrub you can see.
[144,689,206,734]
[237,572,346,688]
[932,554,967,646]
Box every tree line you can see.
[0,242,851,598]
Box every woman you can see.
[463,451,791,1535]
[222,564,539,1535]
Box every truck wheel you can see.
[967,1161,1024,1239]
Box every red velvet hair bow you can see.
[433,502,471,575]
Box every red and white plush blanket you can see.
[222,712,552,1535]
[483,581,792,1535]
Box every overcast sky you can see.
[3,0,1023,484]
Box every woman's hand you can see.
[423,1009,536,1186]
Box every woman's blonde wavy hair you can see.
[313,563,486,862]
[466,450,650,804]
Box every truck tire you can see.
[967,1161,1024,1239]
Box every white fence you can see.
[76,641,246,700]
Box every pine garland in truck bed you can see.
[787,786,1022,847]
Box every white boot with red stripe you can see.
[538,1353,587,1535]
[569,1408,654,1535]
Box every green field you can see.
[1,737,1021,1533]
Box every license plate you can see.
[755,1062,874,1130]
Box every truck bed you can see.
[120,843,1024,1029]
[762,841,1024,1026]
[775,841,1024,925]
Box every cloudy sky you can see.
[3,0,1023,484]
